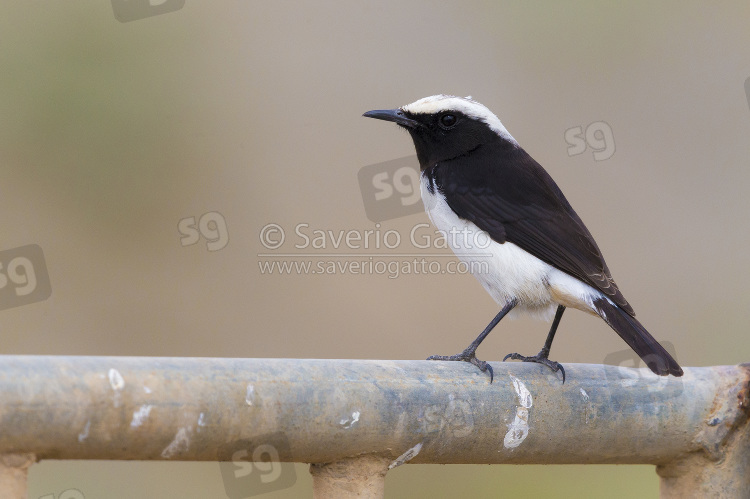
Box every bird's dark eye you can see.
[439,113,457,129]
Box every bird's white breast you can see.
[420,173,602,320]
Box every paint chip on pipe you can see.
[389,442,423,469]
[504,375,532,449]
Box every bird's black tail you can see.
[592,298,683,376]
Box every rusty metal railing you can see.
[0,356,748,498]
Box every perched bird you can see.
[363,94,683,382]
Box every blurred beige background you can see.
[1,1,749,497]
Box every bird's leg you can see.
[427,299,517,383]
[503,305,567,382]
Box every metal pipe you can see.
[0,454,35,499]
[0,356,747,497]
[310,456,389,498]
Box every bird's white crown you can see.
[401,94,517,144]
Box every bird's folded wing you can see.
[432,148,634,316]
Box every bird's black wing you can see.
[430,144,634,316]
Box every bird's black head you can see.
[364,95,518,169]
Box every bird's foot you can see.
[427,348,494,383]
[502,351,566,383]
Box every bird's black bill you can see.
[363,108,420,129]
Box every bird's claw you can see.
[427,350,494,383]
[503,352,566,383]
